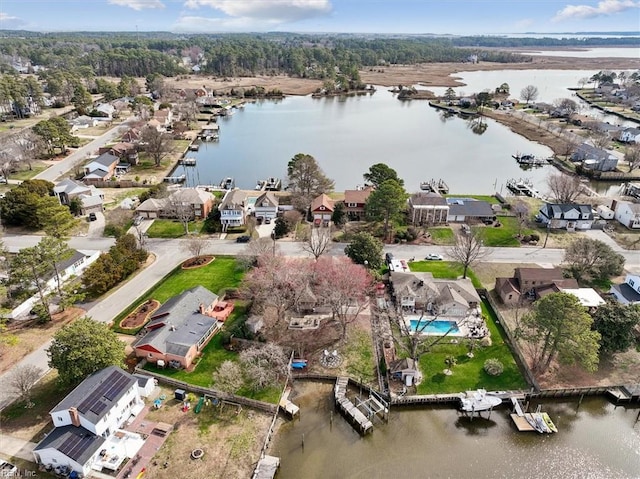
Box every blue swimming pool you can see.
[409,319,460,335]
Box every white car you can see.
[425,253,444,261]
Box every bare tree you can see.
[513,200,530,238]
[302,226,333,260]
[624,144,640,171]
[237,237,278,270]
[283,210,303,239]
[12,130,44,171]
[560,135,580,160]
[553,98,579,117]
[520,85,539,105]
[10,364,43,407]
[590,125,611,149]
[547,171,582,203]
[141,126,174,167]
[240,343,288,391]
[447,229,488,279]
[166,199,193,235]
[212,360,243,394]
[184,235,210,263]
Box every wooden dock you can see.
[279,387,300,418]
[510,413,537,432]
[334,377,373,435]
[420,178,449,195]
[252,455,280,479]
[178,158,196,166]
[163,174,186,183]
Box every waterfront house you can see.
[446,198,495,223]
[132,286,229,369]
[343,186,374,221]
[53,178,104,215]
[620,127,640,144]
[613,200,640,230]
[610,274,640,305]
[153,109,173,129]
[408,192,449,225]
[538,203,594,231]
[571,143,618,172]
[100,142,139,165]
[254,192,279,221]
[218,189,249,232]
[135,188,213,220]
[33,366,147,477]
[83,153,119,183]
[311,194,334,227]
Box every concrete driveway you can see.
[256,221,276,238]
[87,211,106,238]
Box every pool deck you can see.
[405,316,469,337]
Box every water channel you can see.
[176,69,636,197]
[271,382,640,479]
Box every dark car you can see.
[236,235,251,243]
[88,213,97,222]
[385,252,394,264]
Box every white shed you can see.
[597,204,614,220]
[134,374,156,398]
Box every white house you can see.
[218,189,249,232]
[538,203,594,231]
[619,127,640,144]
[95,103,115,119]
[610,274,640,305]
[33,367,148,477]
[254,192,279,221]
[613,200,640,230]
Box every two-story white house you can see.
[254,192,279,222]
[613,200,640,230]
[619,127,640,144]
[219,189,249,232]
[538,203,594,231]
[33,367,148,477]
[610,274,640,305]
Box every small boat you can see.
[188,143,200,151]
[220,177,235,190]
[459,389,503,412]
[264,177,281,191]
[291,360,308,369]
[542,413,558,433]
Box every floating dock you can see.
[178,158,196,166]
[420,178,449,195]
[506,178,542,198]
[334,377,373,435]
[279,387,300,418]
[510,397,557,434]
[252,455,280,479]
[163,174,186,183]
[513,153,550,167]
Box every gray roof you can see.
[448,199,494,218]
[611,283,640,303]
[34,425,105,465]
[170,188,212,205]
[54,178,89,196]
[55,250,86,272]
[219,189,248,210]
[133,286,219,358]
[409,192,448,206]
[51,367,137,425]
[91,152,119,168]
[540,203,594,220]
[255,192,279,208]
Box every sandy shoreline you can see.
[167,55,640,96]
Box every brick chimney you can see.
[199,303,205,314]
[69,407,81,427]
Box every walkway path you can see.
[0,435,37,462]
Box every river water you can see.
[271,382,640,479]
[177,69,636,197]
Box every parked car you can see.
[133,216,143,226]
[265,218,271,224]
[385,252,394,264]
[425,253,444,261]
[236,235,251,243]
[88,212,97,222]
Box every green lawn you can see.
[11,165,49,181]
[146,219,203,237]
[416,301,527,394]
[445,194,499,204]
[475,216,534,247]
[426,227,455,245]
[409,261,482,288]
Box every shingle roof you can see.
[344,186,374,205]
[311,194,334,212]
[55,250,86,272]
[88,152,119,169]
[54,178,90,196]
[611,283,640,303]
[51,366,137,425]
[516,267,566,283]
[219,189,247,210]
[540,203,594,220]
[448,199,494,217]
[136,198,168,212]
[133,286,220,358]
[170,188,212,205]
[410,192,448,206]
[34,425,105,465]
[255,192,279,208]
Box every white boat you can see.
[459,389,503,412]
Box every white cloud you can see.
[183,0,332,23]
[514,18,535,29]
[173,14,280,32]
[108,0,165,11]
[0,12,19,21]
[0,11,26,27]
[553,0,640,22]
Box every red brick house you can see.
[343,186,373,221]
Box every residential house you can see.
[68,115,100,132]
[83,153,120,183]
[343,186,374,221]
[121,128,142,143]
[613,200,640,230]
[254,192,279,221]
[135,188,213,220]
[33,367,147,477]
[619,127,640,144]
[446,198,495,223]
[408,192,449,225]
[610,274,640,305]
[218,189,249,231]
[571,143,618,172]
[389,271,480,316]
[95,103,115,119]
[623,182,640,200]
[133,286,231,368]
[53,178,104,215]
[495,267,578,304]
[311,194,334,227]
[100,142,138,165]
[538,203,594,231]
[153,109,173,129]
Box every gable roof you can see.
[495,277,519,297]
[54,178,90,196]
[390,271,438,300]
[219,189,248,210]
[344,186,374,204]
[311,194,334,213]
[133,286,219,358]
[51,366,137,425]
[55,250,87,272]
[34,425,105,465]
[611,283,640,303]
[448,199,494,217]
[86,152,119,170]
[137,198,168,212]
[170,188,212,205]
[515,267,566,283]
[255,191,279,208]
[540,203,593,219]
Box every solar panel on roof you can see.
[77,389,102,414]
[90,401,107,415]
[104,374,130,401]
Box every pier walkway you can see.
[334,377,373,435]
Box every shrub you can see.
[484,358,504,376]
[530,233,540,241]
[522,235,532,242]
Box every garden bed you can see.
[182,255,215,269]
[120,299,160,330]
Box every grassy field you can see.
[409,260,482,288]
[445,194,499,204]
[416,301,527,394]
[146,219,204,237]
[11,164,49,181]
[476,216,535,247]
[426,227,455,245]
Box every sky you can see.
[0,0,639,34]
